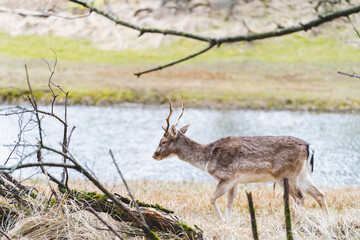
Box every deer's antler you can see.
[174,95,184,127]
[162,99,173,133]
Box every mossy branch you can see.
[68,0,360,76]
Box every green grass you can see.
[1,32,360,111]
[1,31,359,65]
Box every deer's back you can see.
[204,136,309,180]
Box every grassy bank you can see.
[1,32,360,111]
[2,179,360,239]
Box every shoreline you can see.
[2,90,360,114]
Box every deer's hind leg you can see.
[276,177,305,206]
[226,183,239,222]
[298,167,329,212]
[210,180,236,223]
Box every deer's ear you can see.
[179,123,191,135]
[170,125,177,138]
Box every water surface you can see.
[1,104,359,185]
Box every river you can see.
[1,104,359,185]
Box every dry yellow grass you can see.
[70,180,360,239]
[2,179,360,239]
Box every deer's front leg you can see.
[210,180,235,223]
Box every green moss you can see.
[116,195,174,214]
[146,231,160,240]
[0,88,22,102]
[70,190,173,215]
[176,221,196,232]
[71,190,108,203]
[175,221,204,239]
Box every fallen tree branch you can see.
[41,145,160,240]
[1,161,201,239]
[0,228,13,240]
[1,173,37,199]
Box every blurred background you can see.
[0,0,360,110]
[0,0,360,185]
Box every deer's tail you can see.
[307,145,314,173]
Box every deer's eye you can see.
[161,141,166,145]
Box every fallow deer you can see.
[153,97,328,222]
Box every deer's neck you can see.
[175,134,207,171]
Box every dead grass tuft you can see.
[6,200,124,240]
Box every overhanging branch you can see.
[337,71,360,79]
[68,0,360,75]
[134,42,215,77]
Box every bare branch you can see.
[36,9,92,20]
[69,0,210,42]
[0,229,13,240]
[87,207,125,240]
[0,5,91,19]
[41,49,58,113]
[134,42,215,77]
[347,16,360,38]
[0,163,78,172]
[0,6,49,17]
[1,172,38,198]
[0,175,26,204]
[35,109,66,125]
[68,0,360,75]
[337,71,360,79]
[39,145,159,239]
[109,150,147,226]
[95,227,145,236]
[25,65,43,144]
[15,1,360,75]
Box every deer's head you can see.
[153,96,190,161]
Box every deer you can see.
[153,97,329,223]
